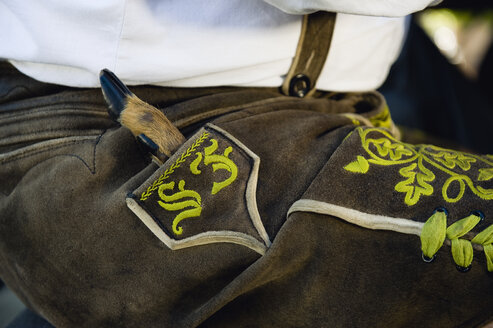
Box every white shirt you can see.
[0,0,438,91]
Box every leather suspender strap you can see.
[281,11,337,97]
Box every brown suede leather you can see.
[1,62,493,328]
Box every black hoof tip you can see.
[99,68,133,121]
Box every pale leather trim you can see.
[126,123,271,255]
[288,199,487,251]
[127,198,267,255]
[287,199,423,236]
[206,123,272,247]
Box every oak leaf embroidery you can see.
[343,127,493,206]
[372,138,413,160]
[394,161,435,206]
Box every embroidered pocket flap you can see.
[127,124,270,255]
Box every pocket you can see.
[0,121,267,327]
[0,99,113,153]
[0,88,119,195]
[127,123,271,255]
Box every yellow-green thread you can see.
[344,155,369,174]
[484,244,493,272]
[471,224,493,271]
[420,211,493,271]
[190,152,203,175]
[140,131,210,201]
[369,105,393,130]
[446,214,481,239]
[478,167,493,181]
[189,139,238,195]
[351,118,361,126]
[395,160,435,206]
[343,128,493,206]
[204,145,238,195]
[446,214,481,268]
[157,180,202,236]
[450,239,474,269]
[420,210,447,260]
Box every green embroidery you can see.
[395,161,435,206]
[420,210,447,260]
[368,105,393,130]
[478,168,493,181]
[471,224,493,272]
[190,153,203,175]
[158,180,202,236]
[432,150,476,171]
[351,118,361,126]
[420,211,493,271]
[190,139,238,195]
[140,132,210,201]
[344,155,369,174]
[344,128,493,206]
[371,136,413,160]
[141,131,240,236]
[446,214,481,268]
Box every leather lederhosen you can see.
[1,12,492,328]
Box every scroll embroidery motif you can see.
[344,128,493,206]
[157,180,202,236]
[141,132,239,236]
[190,139,238,195]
